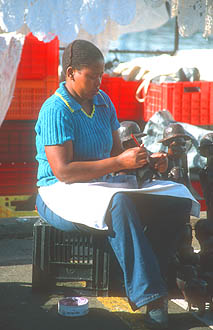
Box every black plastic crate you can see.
[32,218,123,296]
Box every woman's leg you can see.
[36,192,190,311]
[130,194,192,279]
[106,192,168,311]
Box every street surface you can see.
[0,215,212,330]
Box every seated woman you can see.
[35,39,199,329]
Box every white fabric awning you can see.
[0,0,170,54]
[1,0,213,46]
[0,0,169,124]
[1,0,213,125]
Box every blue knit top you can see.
[35,82,120,186]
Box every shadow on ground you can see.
[0,282,131,330]
[0,281,209,330]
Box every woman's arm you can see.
[110,130,124,156]
[45,131,149,184]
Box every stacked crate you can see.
[142,80,213,211]
[142,81,213,126]
[100,74,142,122]
[0,33,59,217]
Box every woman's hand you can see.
[45,141,150,183]
[149,152,168,173]
[117,145,149,170]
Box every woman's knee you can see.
[36,193,82,232]
[112,192,133,208]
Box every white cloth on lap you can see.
[38,179,200,231]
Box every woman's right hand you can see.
[117,145,149,170]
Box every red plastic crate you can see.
[5,77,59,120]
[0,162,38,196]
[17,33,59,80]
[143,81,213,125]
[0,120,36,162]
[191,181,206,211]
[100,74,142,121]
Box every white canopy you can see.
[1,0,212,47]
[1,0,213,125]
[0,0,170,53]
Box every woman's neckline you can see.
[64,83,94,116]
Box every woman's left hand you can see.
[149,152,168,173]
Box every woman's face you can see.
[69,59,105,100]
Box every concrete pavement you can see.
[0,213,212,330]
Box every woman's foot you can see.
[144,296,168,329]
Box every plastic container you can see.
[100,74,142,121]
[5,77,59,120]
[0,120,36,162]
[191,180,206,211]
[143,81,213,125]
[58,297,89,317]
[17,33,59,80]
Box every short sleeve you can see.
[36,98,74,146]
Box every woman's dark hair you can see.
[62,39,104,75]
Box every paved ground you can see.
[0,213,212,330]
